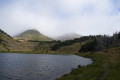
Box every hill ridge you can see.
[14,29,52,41]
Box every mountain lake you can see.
[0,53,93,80]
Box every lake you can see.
[0,53,93,80]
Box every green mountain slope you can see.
[0,29,40,52]
[0,29,24,51]
[14,29,52,41]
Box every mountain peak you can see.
[14,29,52,41]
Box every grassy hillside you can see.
[14,29,52,41]
[0,29,39,52]
[0,29,9,51]
[56,43,81,54]
[0,29,20,51]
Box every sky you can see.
[0,0,120,37]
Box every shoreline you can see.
[56,47,120,80]
[0,47,120,80]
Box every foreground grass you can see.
[56,47,120,80]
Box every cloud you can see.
[0,0,120,37]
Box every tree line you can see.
[52,35,101,51]
[79,32,120,52]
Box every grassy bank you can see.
[56,47,120,80]
[0,50,74,54]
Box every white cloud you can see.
[0,0,120,37]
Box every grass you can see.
[56,47,120,80]
[56,43,81,54]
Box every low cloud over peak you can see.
[0,0,120,37]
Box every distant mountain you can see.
[14,29,52,41]
[54,33,82,41]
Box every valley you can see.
[0,29,120,80]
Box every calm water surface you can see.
[0,53,93,80]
